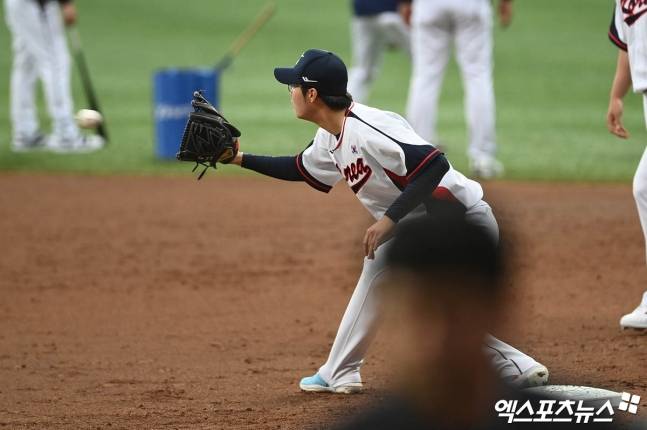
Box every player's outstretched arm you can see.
[232,140,337,193]
[232,150,304,181]
[607,50,632,139]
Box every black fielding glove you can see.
[176,91,241,180]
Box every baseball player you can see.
[230,49,548,393]
[607,0,647,330]
[402,0,513,179]
[4,0,104,153]
[347,0,410,103]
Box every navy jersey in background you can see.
[353,0,399,16]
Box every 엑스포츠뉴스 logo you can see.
[495,391,641,424]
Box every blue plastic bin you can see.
[153,68,219,159]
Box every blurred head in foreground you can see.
[386,203,506,382]
[359,204,509,429]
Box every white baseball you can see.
[75,109,103,129]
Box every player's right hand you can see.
[231,140,243,166]
[607,98,630,139]
[61,3,77,26]
[363,217,396,260]
[398,2,412,27]
[498,0,513,28]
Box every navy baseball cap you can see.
[274,49,348,96]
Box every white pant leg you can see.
[5,0,78,140]
[42,1,78,139]
[485,335,540,377]
[633,94,647,265]
[405,9,451,145]
[453,2,497,162]
[5,0,41,138]
[377,12,411,56]
[8,36,41,139]
[466,201,541,375]
[318,245,388,387]
[347,16,384,104]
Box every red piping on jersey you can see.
[382,148,442,187]
[384,166,458,203]
[383,149,456,202]
[384,168,407,189]
[331,102,355,152]
[431,186,458,203]
[608,31,628,51]
[406,149,441,179]
[295,153,333,193]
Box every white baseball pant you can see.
[634,94,647,265]
[405,0,497,163]
[4,0,79,141]
[347,12,410,104]
[317,200,542,388]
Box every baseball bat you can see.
[67,26,109,142]
[214,2,276,71]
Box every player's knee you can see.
[13,51,34,69]
[458,62,491,81]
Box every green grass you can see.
[0,0,644,180]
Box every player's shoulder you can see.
[348,102,400,122]
[313,126,336,144]
[346,103,430,146]
[346,103,408,134]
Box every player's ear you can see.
[307,87,318,103]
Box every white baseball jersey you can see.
[296,102,483,220]
[609,0,647,92]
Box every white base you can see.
[524,385,622,407]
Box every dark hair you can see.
[386,202,504,293]
[300,86,353,111]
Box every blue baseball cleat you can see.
[299,373,362,394]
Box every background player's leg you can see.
[6,0,80,147]
[316,245,388,388]
[347,16,384,104]
[620,94,647,329]
[5,0,42,148]
[453,2,501,178]
[405,9,451,146]
[41,1,80,143]
[377,11,410,56]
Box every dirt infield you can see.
[1,174,646,429]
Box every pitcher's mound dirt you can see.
[0,174,645,429]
